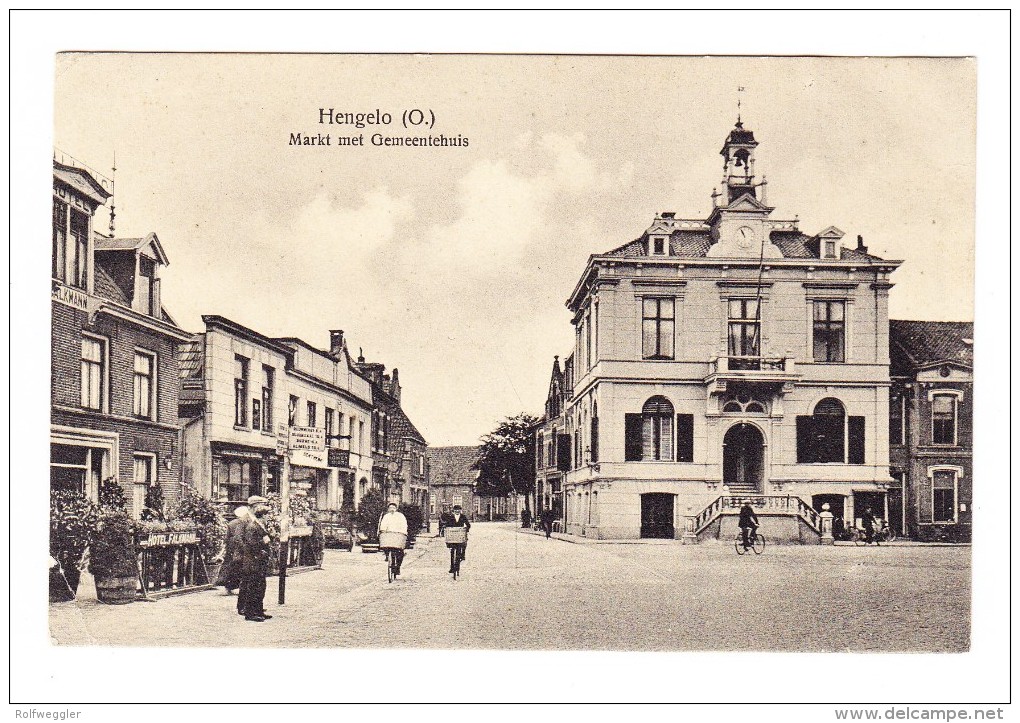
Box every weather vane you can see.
[737,86,745,122]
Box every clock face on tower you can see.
[736,225,756,250]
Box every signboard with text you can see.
[328,449,351,468]
[289,426,325,451]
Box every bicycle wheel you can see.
[883,528,896,544]
[851,527,865,546]
[734,533,747,555]
[752,534,765,555]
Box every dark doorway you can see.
[723,424,764,493]
[640,493,674,539]
[854,491,886,528]
[887,488,903,538]
[813,493,847,538]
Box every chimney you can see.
[329,330,345,359]
[856,235,868,254]
[390,368,401,402]
[358,347,365,364]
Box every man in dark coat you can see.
[540,507,555,539]
[237,501,273,622]
[738,500,759,550]
[861,506,878,544]
[445,505,471,571]
[217,505,250,596]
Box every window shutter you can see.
[557,434,571,472]
[676,414,694,462]
[624,414,643,461]
[796,416,815,463]
[848,416,865,464]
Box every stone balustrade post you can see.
[682,505,698,545]
[819,502,835,545]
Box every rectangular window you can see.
[288,395,298,426]
[252,399,262,431]
[548,428,556,467]
[593,302,599,364]
[932,395,957,445]
[813,300,846,363]
[133,351,155,419]
[585,311,592,370]
[932,470,957,523]
[325,408,334,438]
[133,454,156,518]
[80,337,104,410]
[728,299,760,362]
[590,417,599,464]
[452,495,463,507]
[68,208,89,289]
[234,356,249,426]
[262,366,274,430]
[642,297,675,359]
[358,420,365,452]
[430,494,436,515]
[890,395,905,446]
[536,433,544,467]
[52,200,67,281]
[642,413,673,461]
[307,401,317,428]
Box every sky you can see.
[53,54,976,447]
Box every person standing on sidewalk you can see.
[217,504,251,596]
[540,507,555,538]
[238,500,273,622]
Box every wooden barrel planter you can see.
[95,575,137,604]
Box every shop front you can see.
[289,449,336,511]
[50,426,118,500]
[210,442,278,508]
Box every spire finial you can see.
[736,86,745,125]
[108,150,117,236]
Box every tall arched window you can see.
[590,400,599,463]
[628,396,673,461]
[796,397,865,464]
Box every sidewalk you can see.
[518,526,970,547]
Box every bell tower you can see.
[721,118,759,203]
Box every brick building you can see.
[554,120,901,541]
[353,355,430,512]
[426,446,481,523]
[51,157,191,515]
[889,321,973,542]
[534,355,569,522]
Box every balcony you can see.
[705,355,800,394]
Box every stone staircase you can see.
[692,495,822,544]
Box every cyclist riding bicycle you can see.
[445,504,470,572]
[738,499,759,550]
[378,502,408,576]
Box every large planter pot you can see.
[95,575,137,604]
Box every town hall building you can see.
[556,119,901,541]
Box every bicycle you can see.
[734,528,765,555]
[445,526,468,580]
[378,531,407,583]
[848,522,895,546]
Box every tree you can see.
[475,413,540,512]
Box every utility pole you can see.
[278,454,290,605]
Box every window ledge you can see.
[233,425,250,432]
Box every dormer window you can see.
[824,240,837,259]
[135,256,159,316]
[650,236,667,256]
[52,199,90,289]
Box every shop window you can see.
[81,336,106,411]
[932,394,958,445]
[133,351,156,419]
[642,297,675,360]
[796,398,865,464]
[813,300,846,363]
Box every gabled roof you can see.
[890,320,974,376]
[94,232,169,265]
[53,162,111,205]
[426,446,481,487]
[378,395,427,446]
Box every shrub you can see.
[50,490,99,590]
[169,484,228,563]
[98,478,128,511]
[141,484,167,522]
[89,508,138,579]
[354,489,387,540]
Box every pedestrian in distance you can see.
[238,498,273,622]
[217,504,251,596]
[861,506,878,544]
[738,499,759,550]
[378,502,408,576]
[540,507,555,539]
[521,507,532,529]
[445,504,470,570]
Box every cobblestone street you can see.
[50,523,970,652]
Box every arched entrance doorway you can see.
[723,423,764,493]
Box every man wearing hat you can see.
[217,503,252,598]
[237,496,273,622]
[445,504,471,571]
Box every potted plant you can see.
[169,484,227,583]
[49,489,98,598]
[89,507,138,604]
